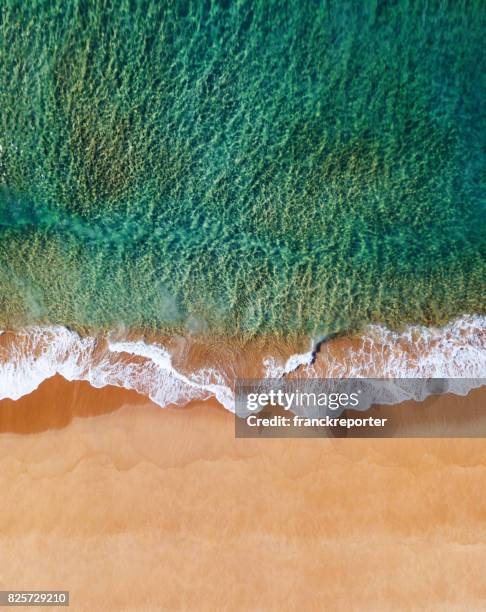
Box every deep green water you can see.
[0,0,484,338]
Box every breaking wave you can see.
[0,315,485,412]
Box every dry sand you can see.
[1,377,486,610]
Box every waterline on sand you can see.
[1,315,485,411]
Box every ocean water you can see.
[0,0,484,343]
[0,0,486,410]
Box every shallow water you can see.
[0,0,484,338]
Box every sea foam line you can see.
[265,315,486,379]
[0,327,234,410]
[0,315,485,410]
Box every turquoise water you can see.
[0,0,484,338]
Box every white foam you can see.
[106,339,233,410]
[263,350,314,378]
[261,316,486,408]
[0,326,98,400]
[0,327,234,411]
[0,315,485,411]
[264,315,486,386]
[334,315,486,380]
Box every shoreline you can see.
[1,314,485,410]
[1,374,485,437]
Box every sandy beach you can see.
[0,377,486,610]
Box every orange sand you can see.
[1,377,486,610]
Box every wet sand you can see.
[1,377,486,610]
